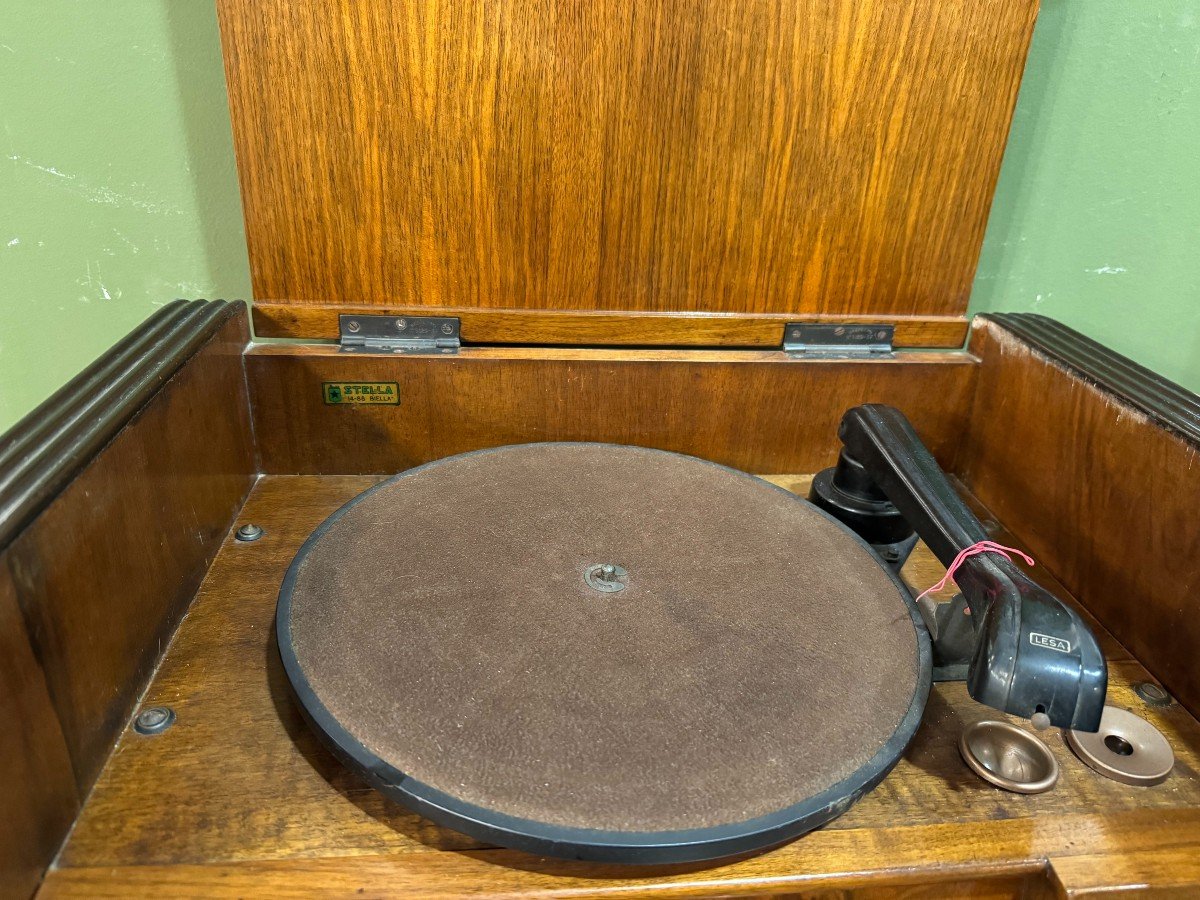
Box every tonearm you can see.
[811,404,1107,732]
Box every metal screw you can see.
[1134,682,1172,707]
[134,706,175,735]
[396,318,407,331]
[441,322,454,335]
[584,563,628,593]
[347,320,361,333]
[235,523,264,542]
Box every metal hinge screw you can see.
[134,706,176,735]
[1134,682,1173,707]
[235,523,264,542]
[346,320,361,333]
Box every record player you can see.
[5,1,1200,897]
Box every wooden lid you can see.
[218,1,1037,346]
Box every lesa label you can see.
[1029,632,1071,654]
[322,382,400,406]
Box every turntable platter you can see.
[277,443,930,862]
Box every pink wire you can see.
[914,540,1036,605]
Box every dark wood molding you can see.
[981,313,1200,446]
[0,300,248,552]
[962,314,1200,720]
[0,300,256,898]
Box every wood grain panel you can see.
[244,346,978,475]
[960,318,1200,721]
[1049,847,1200,899]
[49,475,1200,895]
[5,311,257,797]
[46,807,1200,900]
[253,304,971,347]
[42,859,1054,900]
[48,795,1200,898]
[218,0,1037,324]
[0,569,77,900]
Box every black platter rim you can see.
[275,442,933,865]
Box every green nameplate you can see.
[322,382,399,406]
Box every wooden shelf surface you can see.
[41,475,1200,898]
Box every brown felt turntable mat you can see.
[284,443,921,833]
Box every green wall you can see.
[970,0,1200,391]
[1,1,1197,434]
[0,1,250,432]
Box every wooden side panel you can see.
[0,570,77,900]
[244,347,978,475]
[961,319,1200,719]
[3,311,257,803]
[218,0,1037,327]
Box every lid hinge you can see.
[783,324,895,360]
[339,315,461,355]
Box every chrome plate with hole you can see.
[1066,704,1174,786]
